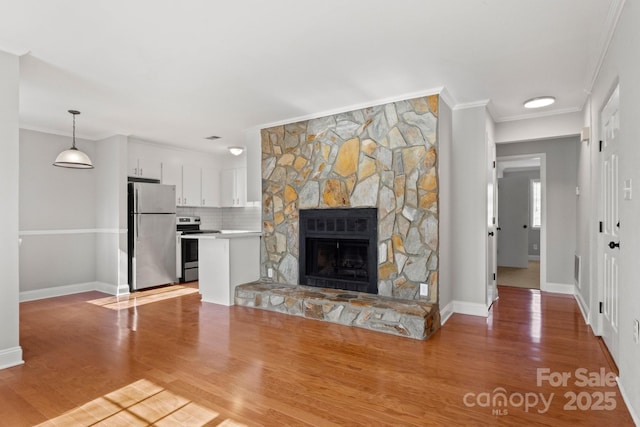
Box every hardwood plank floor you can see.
[0,285,634,426]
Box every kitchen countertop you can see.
[180,231,262,239]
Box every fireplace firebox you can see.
[299,208,377,294]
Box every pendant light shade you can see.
[53,110,94,169]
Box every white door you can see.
[600,85,620,363]
[487,137,498,305]
[497,175,529,268]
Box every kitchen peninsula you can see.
[182,231,261,305]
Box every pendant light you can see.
[53,110,94,169]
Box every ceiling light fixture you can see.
[53,110,94,169]
[523,96,556,109]
[228,146,244,156]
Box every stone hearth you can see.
[235,281,440,340]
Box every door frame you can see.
[496,153,547,290]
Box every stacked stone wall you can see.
[261,95,439,302]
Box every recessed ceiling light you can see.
[205,135,221,140]
[523,96,556,109]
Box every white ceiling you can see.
[0,0,624,154]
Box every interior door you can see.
[497,175,529,268]
[487,136,498,305]
[600,85,620,363]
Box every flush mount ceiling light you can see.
[523,96,556,109]
[53,110,94,169]
[228,146,244,156]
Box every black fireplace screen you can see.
[307,238,369,282]
[299,208,377,294]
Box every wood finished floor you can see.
[0,285,634,426]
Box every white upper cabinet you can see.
[161,162,184,206]
[128,141,162,180]
[182,165,201,207]
[201,167,221,207]
[221,167,247,207]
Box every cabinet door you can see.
[220,169,236,207]
[128,142,162,179]
[201,167,221,207]
[182,165,201,207]
[161,163,183,206]
[137,154,162,180]
[235,167,247,207]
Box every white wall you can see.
[244,128,262,203]
[586,0,640,419]
[451,105,488,308]
[95,135,128,295]
[19,130,98,298]
[497,137,579,285]
[438,99,453,311]
[495,111,583,143]
[0,50,23,369]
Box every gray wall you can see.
[502,169,541,257]
[451,106,488,305]
[0,50,22,368]
[438,99,453,310]
[497,137,578,285]
[19,129,98,293]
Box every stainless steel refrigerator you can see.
[128,182,177,291]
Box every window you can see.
[531,179,541,228]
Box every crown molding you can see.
[587,0,626,94]
[256,86,451,130]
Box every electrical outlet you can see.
[533,244,538,250]
[420,283,429,298]
[633,319,639,344]
[267,268,273,279]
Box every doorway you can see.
[496,155,545,290]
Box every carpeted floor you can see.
[497,260,540,289]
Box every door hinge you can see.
[493,273,496,281]
[493,160,496,169]
[599,221,603,233]
[599,140,603,152]
[599,302,603,314]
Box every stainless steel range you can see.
[176,216,220,282]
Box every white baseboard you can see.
[528,255,540,261]
[94,281,129,296]
[452,300,489,318]
[19,282,97,302]
[0,346,24,370]
[617,376,640,426]
[19,281,126,302]
[574,291,590,325]
[541,282,575,295]
[440,301,454,325]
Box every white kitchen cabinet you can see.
[182,165,201,207]
[201,167,221,207]
[221,167,246,207]
[161,162,184,206]
[128,142,162,180]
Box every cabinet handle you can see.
[134,167,138,175]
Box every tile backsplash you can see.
[177,206,261,231]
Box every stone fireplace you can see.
[261,95,439,304]
[299,207,377,294]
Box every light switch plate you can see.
[624,179,632,200]
[420,283,429,298]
